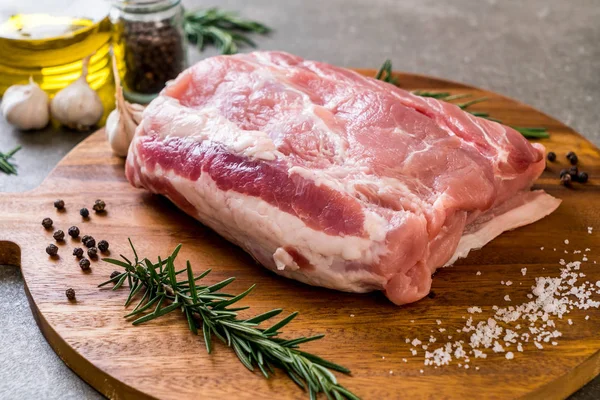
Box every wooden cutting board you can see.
[1,70,600,400]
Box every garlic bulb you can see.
[1,77,49,130]
[105,55,144,157]
[50,56,104,131]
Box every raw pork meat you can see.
[126,51,560,305]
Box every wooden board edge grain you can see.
[523,349,600,400]
[22,279,153,400]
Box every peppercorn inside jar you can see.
[110,0,187,103]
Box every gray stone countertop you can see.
[0,0,599,398]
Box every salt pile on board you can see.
[403,231,600,372]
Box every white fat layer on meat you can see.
[151,166,387,292]
[145,97,282,161]
[445,190,561,267]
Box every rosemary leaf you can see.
[0,145,21,175]
[184,8,271,55]
[100,240,358,399]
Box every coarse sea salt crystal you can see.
[585,315,590,320]
[411,338,422,347]
[541,247,544,250]
[476,271,482,276]
[504,295,511,301]
[436,319,442,325]
[517,343,523,352]
[468,306,482,314]
[506,281,513,286]
[402,358,407,363]
[420,369,424,374]
[505,352,514,360]
[565,239,570,245]
[521,268,527,276]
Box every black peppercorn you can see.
[93,199,106,213]
[88,247,98,259]
[46,244,58,256]
[53,230,65,241]
[54,199,65,210]
[97,240,109,253]
[578,171,589,183]
[82,235,96,248]
[80,208,90,218]
[566,151,576,160]
[73,247,84,258]
[68,226,80,238]
[79,258,91,271]
[110,270,121,280]
[65,288,76,300]
[428,291,436,299]
[559,169,569,178]
[561,173,572,187]
[569,166,579,180]
[546,151,556,162]
[569,154,578,165]
[42,217,53,229]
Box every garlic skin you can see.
[1,77,49,130]
[106,55,145,157]
[50,57,103,131]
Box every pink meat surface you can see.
[126,51,561,305]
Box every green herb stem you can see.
[184,8,271,55]
[99,240,358,400]
[0,145,21,175]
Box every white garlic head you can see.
[50,56,103,131]
[1,77,49,130]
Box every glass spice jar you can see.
[110,0,187,103]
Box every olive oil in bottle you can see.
[0,1,114,122]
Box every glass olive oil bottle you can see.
[0,1,114,121]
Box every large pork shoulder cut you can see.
[126,51,561,305]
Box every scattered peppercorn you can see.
[46,244,58,256]
[80,208,90,218]
[578,171,589,183]
[566,151,576,160]
[428,291,437,299]
[53,230,65,241]
[97,240,109,253]
[68,226,80,238]
[561,173,572,186]
[569,166,579,180]
[54,199,65,210]
[65,288,76,300]
[547,151,556,162]
[88,247,98,259]
[93,199,106,213]
[82,236,96,248]
[110,270,121,280]
[569,154,578,165]
[41,217,53,229]
[73,247,84,258]
[79,258,91,271]
[559,169,569,178]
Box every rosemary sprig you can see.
[376,60,549,139]
[184,8,271,55]
[0,145,21,175]
[99,240,358,400]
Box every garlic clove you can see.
[50,56,104,131]
[106,54,145,157]
[1,77,49,130]
[105,109,130,157]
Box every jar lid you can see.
[112,0,181,14]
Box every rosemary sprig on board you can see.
[184,8,271,55]
[0,145,21,175]
[376,60,549,139]
[99,240,358,400]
